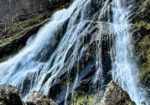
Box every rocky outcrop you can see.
[100,81,136,105]
[0,16,50,61]
[0,84,57,105]
[0,84,24,105]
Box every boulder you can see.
[0,84,23,105]
[100,81,136,105]
[26,91,57,105]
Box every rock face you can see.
[130,0,150,92]
[0,0,49,26]
[0,84,23,105]
[100,81,136,105]
[26,91,57,105]
[0,0,72,25]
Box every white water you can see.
[0,0,96,104]
[110,0,147,105]
[0,0,148,105]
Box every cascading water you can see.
[0,0,148,105]
[0,0,100,104]
[110,0,148,105]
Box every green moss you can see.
[0,26,34,47]
[132,21,150,29]
[141,61,150,80]
[140,50,150,81]
[12,15,43,30]
[138,36,150,51]
[138,36,150,80]
[67,91,99,105]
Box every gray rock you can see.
[0,84,23,105]
[26,91,57,105]
[100,81,136,105]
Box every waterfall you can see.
[0,0,98,104]
[0,0,148,105]
[110,0,147,105]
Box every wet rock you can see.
[26,91,57,105]
[128,0,150,96]
[0,84,23,105]
[0,19,48,61]
[100,81,136,105]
